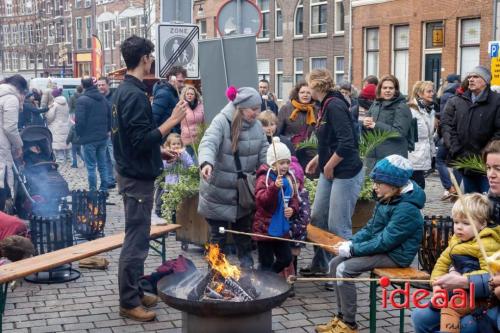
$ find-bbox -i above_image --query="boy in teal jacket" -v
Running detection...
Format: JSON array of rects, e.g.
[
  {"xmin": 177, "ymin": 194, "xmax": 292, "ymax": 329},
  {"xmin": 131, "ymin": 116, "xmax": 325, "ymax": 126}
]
[{"xmin": 316, "ymin": 155, "xmax": 425, "ymax": 333}]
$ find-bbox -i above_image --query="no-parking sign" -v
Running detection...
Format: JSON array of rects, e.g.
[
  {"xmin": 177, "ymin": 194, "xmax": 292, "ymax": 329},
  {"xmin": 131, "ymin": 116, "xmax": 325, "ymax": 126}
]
[{"xmin": 156, "ymin": 24, "xmax": 199, "ymax": 79}]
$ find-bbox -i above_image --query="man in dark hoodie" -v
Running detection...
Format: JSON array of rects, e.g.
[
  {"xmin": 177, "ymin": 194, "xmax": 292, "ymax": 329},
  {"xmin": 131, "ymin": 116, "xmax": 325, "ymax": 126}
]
[
  {"xmin": 75, "ymin": 77, "xmax": 110, "ymax": 192},
  {"xmin": 151, "ymin": 66, "xmax": 186, "ymax": 133},
  {"xmin": 113, "ymin": 35, "xmax": 186, "ymax": 322}
]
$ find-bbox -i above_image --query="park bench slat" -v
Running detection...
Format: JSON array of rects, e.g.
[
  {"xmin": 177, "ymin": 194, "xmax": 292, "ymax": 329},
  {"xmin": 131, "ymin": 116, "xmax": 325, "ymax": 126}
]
[
  {"xmin": 372, "ymin": 267, "xmax": 430, "ymax": 280},
  {"xmin": 0, "ymin": 224, "xmax": 181, "ymax": 284}
]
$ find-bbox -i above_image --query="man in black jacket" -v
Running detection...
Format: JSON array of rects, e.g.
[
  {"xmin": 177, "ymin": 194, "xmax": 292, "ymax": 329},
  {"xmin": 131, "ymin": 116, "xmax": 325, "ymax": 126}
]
[
  {"xmin": 75, "ymin": 77, "xmax": 110, "ymax": 191},
  {"xmin": 442, "ymin": 66, "xmax": 500, "ymax": 193},
  {"xmin": 113, "ymin": 36, "xmax": 186, "ymax": 322},
  {"xmin": 97, "ymin": 76, "xmax": 116, "ymax": 189}
]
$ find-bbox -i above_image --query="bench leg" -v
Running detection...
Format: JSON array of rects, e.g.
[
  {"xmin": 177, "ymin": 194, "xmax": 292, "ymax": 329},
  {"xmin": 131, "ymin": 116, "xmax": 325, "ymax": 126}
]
[
  {"xmin": 399, "ymin": 291, "xmax": 405, "ymax": 333},
  {"xmin": 0, "ymin": 283, "xmax": 7, "ymax": 333},
  {"xmin": 149, "ymin": 235, "xmax": 167, "ymax": 262},
  {"xmin": 369, "ymin": 273, "xmax": 377, "ymax": 333}
]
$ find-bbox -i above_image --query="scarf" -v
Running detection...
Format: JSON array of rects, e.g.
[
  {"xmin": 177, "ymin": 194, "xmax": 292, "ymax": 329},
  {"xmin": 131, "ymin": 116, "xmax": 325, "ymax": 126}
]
[
  {"xmin": 416, "ymin": 98, "xmax": 435, "ymax": 114},
  {"xmin": 268, "ymin": 172, "xmax": 292, "ymax": 237},
  {"xmin": 289, "ymin": 99, "xmax": 316, "ymax": 126},
  {"xmin": 188, "ymin": 98, "xmax": 198, "ymax": 111}
]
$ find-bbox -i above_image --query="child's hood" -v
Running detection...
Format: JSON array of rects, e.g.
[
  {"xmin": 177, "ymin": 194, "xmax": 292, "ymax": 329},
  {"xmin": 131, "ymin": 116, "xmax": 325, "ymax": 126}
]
[
  {"xmin": 256, "ymin": 164, "xmax": 299, "ymax": 191},
  {"xmin": 398, "ymin": 181, "xmax": 426, "ymax": 209}
]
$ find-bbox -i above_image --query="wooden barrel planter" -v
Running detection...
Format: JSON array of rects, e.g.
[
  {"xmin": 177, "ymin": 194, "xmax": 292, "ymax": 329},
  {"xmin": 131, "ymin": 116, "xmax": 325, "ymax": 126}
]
[
  {"xmin": 352, "ymin": 199, "xmax": 375, "ymax": 234},
  {"xmin": 175, "ymin": 195, "xmax": 210, "ymax": 250}
]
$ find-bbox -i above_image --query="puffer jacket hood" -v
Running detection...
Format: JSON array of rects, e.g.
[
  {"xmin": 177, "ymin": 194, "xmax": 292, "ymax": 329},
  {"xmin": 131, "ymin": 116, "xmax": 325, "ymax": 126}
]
[
  {"xmin": 390, "ymin": 181, "xmax": 426, "ymax": 209},
  {"xmin": 54, "ymin": 96, "xmax": 67, "ymax": 105},
  {"xmin": 445, "ymin": 83, "xmax": 460, "ymax": 95},
  {"xmin": 152, "ymin": 80, "xmax": 177, "ymax": 97},
  {"xmin": 84, "ymin": 85, "xmax": 105, "ymax": 102},
  {"xmin": 0, "ymin": 84, "xmax": 19, "ymax": 99}
]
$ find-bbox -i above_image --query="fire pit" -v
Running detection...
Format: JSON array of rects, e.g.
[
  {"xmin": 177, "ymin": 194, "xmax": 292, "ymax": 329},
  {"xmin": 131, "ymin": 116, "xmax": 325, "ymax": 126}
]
[
  {"xmin": 71, "ymin": 190, "xmax": 107, "ymax": 241},
  {"xmin": 158, "ymin": 245, "xmax": 291, "ymax": 333}
]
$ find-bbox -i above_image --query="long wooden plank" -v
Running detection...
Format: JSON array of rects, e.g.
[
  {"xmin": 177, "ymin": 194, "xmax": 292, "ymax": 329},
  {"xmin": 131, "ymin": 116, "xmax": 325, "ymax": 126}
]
[
  {"xmin": 306, "ymin": 225, "xmax": 345, "ymax": 254},
  {"xmin": 0, "ymin": 224, "xmax": 181, "ymax": 284},
  {"xmin": 372, "ymin": 267, "xmax": 430, "ymax": 280}
]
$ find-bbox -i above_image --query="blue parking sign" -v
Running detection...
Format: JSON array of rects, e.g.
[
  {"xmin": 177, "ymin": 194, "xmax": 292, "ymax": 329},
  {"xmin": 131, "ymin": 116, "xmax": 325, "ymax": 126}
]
[{"xmin": 491, "ymin": 42, "xmax": 499, "ymax": 58}]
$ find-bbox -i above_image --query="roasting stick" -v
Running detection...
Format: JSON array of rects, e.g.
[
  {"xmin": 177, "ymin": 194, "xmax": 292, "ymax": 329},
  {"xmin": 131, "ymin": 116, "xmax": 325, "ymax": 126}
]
[
  {"xmin": 448, "ymin": 169, "xmax": 495, "ymax": 275},
  {"xmin": 219, "ymin": 227, "xmax": 335, "ymax": 249},
  {"xmin": 287, "ymin": 276, "xmax": 432, "ymax": 284}
]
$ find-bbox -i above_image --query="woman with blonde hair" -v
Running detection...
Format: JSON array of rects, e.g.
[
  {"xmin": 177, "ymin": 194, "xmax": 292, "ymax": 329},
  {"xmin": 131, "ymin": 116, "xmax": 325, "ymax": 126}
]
[
  {"xmin": 198, "ymin": 86, "xmax": 268, "ymax": 269},
  {"xmin": 300, "ymin": 68, "xmax": 364, "ymax": 277},
  {"xmin": 407, "ymin": 81, "xmax": 436, "ymax": 189},
  {"xmin": 179, "ymin": 84, "xmax": 204, "ymax": 162}
]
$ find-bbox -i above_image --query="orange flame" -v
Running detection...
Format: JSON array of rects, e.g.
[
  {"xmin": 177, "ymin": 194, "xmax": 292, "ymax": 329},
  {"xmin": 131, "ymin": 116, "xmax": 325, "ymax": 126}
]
[{"xmin": 205, "ymin": 244, "xmax": 241, "ymax": 281}]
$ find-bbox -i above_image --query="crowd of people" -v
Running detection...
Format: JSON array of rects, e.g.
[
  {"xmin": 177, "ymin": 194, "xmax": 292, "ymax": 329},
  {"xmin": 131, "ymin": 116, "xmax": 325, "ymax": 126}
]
[{"xmin": 0, "ymin": 33, "xmax": 498, "ymax": 333}]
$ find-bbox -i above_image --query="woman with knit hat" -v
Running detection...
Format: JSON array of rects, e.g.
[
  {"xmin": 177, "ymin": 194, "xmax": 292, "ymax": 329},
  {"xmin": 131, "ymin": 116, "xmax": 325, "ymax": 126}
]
[
  {"xmin": 252, "ymin": 137, "xmax": 300, "ymax": 273},
  {"xmin": 316, "ymin": 155, "xmax": 425, "ymax": 333},
  {"xmin": 277, "ymin": 81, "xmax": 318, "ymax": 169},
  {"xmin": 46, "ymin": 87, "xmax": 70, "ymax": 163},
  {"xmin": 300, "ymin": 68, "xmax": 364, "ymax": 277},
  {"xmin": 198, "ymin": 86, "xmax": 268, "ymax": 268}
]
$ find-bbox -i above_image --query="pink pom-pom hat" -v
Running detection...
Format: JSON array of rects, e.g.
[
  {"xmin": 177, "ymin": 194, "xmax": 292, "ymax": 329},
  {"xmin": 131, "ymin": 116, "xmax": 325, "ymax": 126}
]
[{"xmin": 226, "ymin": 86, "xmax": 238, "ymax": 102}]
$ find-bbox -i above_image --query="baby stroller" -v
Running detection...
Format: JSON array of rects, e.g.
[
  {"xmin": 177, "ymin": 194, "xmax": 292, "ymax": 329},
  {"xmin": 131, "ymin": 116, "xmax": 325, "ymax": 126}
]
[{"xmin": 14, "ymin": 126, "xmax": 70, "ymax": 218}]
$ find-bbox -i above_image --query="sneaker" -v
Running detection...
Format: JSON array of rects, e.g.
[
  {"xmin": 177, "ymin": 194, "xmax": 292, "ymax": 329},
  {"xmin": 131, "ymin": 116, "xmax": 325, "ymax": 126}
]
[
  {"xmin": 299, "ymin": 266, "xmax": 327, "ymax": 277},
  {"xmin": 141, "ymin": 294, "xmax": 159, "ymax": 308},
  {"xmin": 440, "ymin": 190, "xmax": 451, "ymax": 201},
  {"xmin": 71, "ymin": 164, "xmax": 78, "ymax": 168},
  {"xmin": 119, "ymin": 306, "xmax": 156, "ymax": 322},
  {"xmin": 315, "ymin": 315, "xmax": 342, "ymax": 333},
  {"xmin": 331, "ymin": 320, "xmax": 358, "ymax": 333},
  {"xmin": 325, "ymin": 281, "xmax": 335, "ymax": 291}
]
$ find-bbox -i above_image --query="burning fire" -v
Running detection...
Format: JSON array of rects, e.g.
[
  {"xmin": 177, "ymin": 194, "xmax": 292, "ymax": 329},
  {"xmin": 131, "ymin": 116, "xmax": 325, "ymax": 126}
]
[{"xmin": 205, "ymin": 244, "xmax": 241, "ymax": 281}]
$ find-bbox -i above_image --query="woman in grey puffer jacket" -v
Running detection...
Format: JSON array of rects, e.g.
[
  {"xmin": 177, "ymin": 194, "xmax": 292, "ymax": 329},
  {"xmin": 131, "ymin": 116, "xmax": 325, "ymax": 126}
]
[{"xmin": 198, "ymin": 86, "xmax": 268, "ymax": 268}]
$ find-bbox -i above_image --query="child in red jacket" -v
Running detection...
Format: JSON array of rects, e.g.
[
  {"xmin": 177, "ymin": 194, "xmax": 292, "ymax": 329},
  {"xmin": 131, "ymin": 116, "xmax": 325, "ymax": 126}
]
[{"xmin": 253, "ymin": 137, "xmax": 300, "ymax": 273}]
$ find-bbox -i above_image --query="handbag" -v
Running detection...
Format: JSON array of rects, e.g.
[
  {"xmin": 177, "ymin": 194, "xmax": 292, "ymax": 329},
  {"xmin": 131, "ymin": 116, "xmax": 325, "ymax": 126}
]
[
  {"xmin": 233, "ymin": 149, "xmax": 256, "ymax": 210},
  {"xmin": 227, "ymin": 118, "xmax": 256, "ymax": 209}
]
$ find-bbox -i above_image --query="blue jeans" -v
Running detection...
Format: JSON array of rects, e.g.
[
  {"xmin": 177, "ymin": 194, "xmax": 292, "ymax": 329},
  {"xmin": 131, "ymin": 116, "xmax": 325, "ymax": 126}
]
[
  {"xmin": 309, "ymin": 168, "xmax": 365, "ymax": 271},
  {"xmin": 411, "ymin": 305, "xmax": 498, "ymax": 333},
  {"xmin": 83, "ymin": 139, "xmax": 109, "ymax": 191},
  {"xmin": 461, "ymin": 172, "xmax": 490, "ymax": 194},
  {"xmin": 436, "ymin": 141, "xmax": 462, "ymax": 190},
  {"xmin": 106, "ymin": 137, "xmax": 116, "ymax": 185}
]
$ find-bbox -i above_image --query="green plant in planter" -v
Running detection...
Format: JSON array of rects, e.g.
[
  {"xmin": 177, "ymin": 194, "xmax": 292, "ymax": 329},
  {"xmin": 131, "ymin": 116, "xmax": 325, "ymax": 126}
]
[{"xmin": 450, "ymin": 155, "xmax": 486, "ymax": 175}]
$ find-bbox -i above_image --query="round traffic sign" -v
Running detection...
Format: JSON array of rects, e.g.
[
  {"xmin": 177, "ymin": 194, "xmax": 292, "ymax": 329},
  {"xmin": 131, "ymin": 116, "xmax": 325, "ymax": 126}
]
[{"xmin": 216, "ymin": 0, "xmax": 262, "ymax": 37}]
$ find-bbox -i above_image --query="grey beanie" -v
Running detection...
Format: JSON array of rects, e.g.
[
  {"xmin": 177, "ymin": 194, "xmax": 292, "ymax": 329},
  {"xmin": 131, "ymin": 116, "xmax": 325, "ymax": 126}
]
[
  {"xmin": 231, "ymin": 87, "xmax": 262, "ymax": 109},
  {"xmin": 468, "ymin": 66, "xmax": 491, "ymax": 83}
]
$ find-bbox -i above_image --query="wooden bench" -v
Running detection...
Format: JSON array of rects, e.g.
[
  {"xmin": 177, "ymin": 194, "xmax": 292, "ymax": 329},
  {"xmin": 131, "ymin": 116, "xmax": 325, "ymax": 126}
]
[
  {"xmin": 0, "ymin": 224, "xmax": 181, "ymax": 332},
  {"xmin": 306, "ymin": 224, "xmax": 430, "ymax": 333}
]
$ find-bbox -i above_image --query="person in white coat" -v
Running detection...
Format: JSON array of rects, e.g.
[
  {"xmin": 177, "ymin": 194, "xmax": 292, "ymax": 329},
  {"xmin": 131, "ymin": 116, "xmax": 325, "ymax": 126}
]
[
  {"xmin": 408, "ymin": 81, "xmax": 436, "ymax": 190},
  {"xmin": 47, "ymin": 88, "xmax": 70, "ymax": 163},
  {"xmin": 0, "ymin": 75, "xmax": 27, "ymax": 211}
]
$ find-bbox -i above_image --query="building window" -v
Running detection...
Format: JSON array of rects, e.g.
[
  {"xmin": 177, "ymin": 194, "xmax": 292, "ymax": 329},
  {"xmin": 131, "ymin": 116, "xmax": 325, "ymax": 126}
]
[
  {"xmin": 198, "ymin": 19, "xmax": 207, "ymax": 39},
  {"xmin": 66, "ymin": 18, "xmax": 72, "ymax": 44},
  {"xmin": 3, "ymin": 26, "xmax": 10, "ymax": 46},
  {"xmin": 310, "ymin": 0, "xmax": 327, "ymax": 35},
  {"xmin": 257, "ymin": 0, "xmax": 270, "ymax": 39},
  {"xmin": 120, "ymin": 18, "xmax": 128, "ymax": 41},
  {"xmin": 11, "ymin": 25, "xmax": 18, "ymax": 45},
  {"xmin": 5, "ymin": 0, "xmax": 13, "ymax": 16},
  {"xmin": 35, "ymin": 23, "xmax": 41, "ymax": 43},
  {"xmin": 47, "ymin": 23, "xmax": 55, "ymax": 44},
  {"xmin": 99, "ymin": 21, "xmax": 114, "ymax": 50},
  {"xmin": 75, "ymin": 0, "xmax": 81, "ymax": 8},
  {"xmin": 275, "ymin": 0, "xmax": 283, "ymax": 39},
  {"xmin": 85, "ymin": 16, "xmax": 92, "ymax": 49},
  {"xmin": 311, "ymin": 57, "xmax": 327, "ymax": 69},
  {"xmin": 459, "ymin": 18, "xmax": 480, "ymax": 77},
  {"xmin": 20, "ymin": 54, "xmax": 27, "ymax": 70},
  {"xmin": 4, "ymin": 52, "xmax": 10, "ymax": 71},
  {"xmin": 84, "ymin": 0, "xmax": 91, "ymax": 8},
  {"xmin": 295, "ymin": 0, "xmax": 303, "ymax": 37},
  {"xmin": 275, "ymin": 58, "xmax": 284, "ymax": 100},
  {"xmin": 12, "ymin": 52, "xmax": 18, "ymax": 70},
  {"xmin": 294, "ymin": 58, "xmax": 304, "ymax": 84},
  {"xmin": 334, "ymin": 56, "xmax": 345, "ymax": 83},
  {"xmin": 29, "ymin": 53, "xmax": 35, "ymax": 69},
  {"xmin": 76, "ymin": 18, "xmax": 83, "ymax": 49},
  {"xmin": 27, "ymin": 23, "xmax": 34, "ymax": 44},
  {"xmin": 393, "ymin": 25, "xmax": 409, "ymax": 95},
  {"xmin": 364, "ymin": 27, "xmax": 379, "ymax": 77},
  {"xmin": 335, "ymin": 0, "xmax": 345, "ymax": 34},
  {"xmin": 258, "ymin": 59, "xmax": 270, "ymax": 81},
  {"xmin": 425, "ymin": 21, "xmax": 444, "ymax": 49}
]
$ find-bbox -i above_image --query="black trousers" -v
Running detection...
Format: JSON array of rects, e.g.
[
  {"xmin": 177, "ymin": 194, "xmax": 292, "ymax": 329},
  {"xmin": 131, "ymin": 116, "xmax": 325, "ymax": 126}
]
[
  {"xmin": 117, "ymin": 174, "xmax": 154, "ymax": 309},
  {"xmin": 0, "ymin": 169, "xmax": 11, "ymax": 212},
  {"xmin": 411, "ymin": 170, "xmax": 426, "ymax": 189},
  {"xmin": 257, "ymin": 240, "xmax": 292, "ymax": 273},
  {"xmin": 206, "ymin": 214, "xmax": 254, "ymax": 269}
]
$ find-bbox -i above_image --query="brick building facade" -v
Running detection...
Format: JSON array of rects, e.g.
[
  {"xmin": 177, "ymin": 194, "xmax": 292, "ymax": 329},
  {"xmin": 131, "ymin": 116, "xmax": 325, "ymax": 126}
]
[{"xmin": 351, "ymin": 0, "xmax": 494, "ymax": 94}]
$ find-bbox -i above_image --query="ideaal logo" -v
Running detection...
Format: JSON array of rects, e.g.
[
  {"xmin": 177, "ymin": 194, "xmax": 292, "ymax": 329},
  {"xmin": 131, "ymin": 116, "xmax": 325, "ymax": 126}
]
[{"xmin": 379, "ymin": 277, "xmax": 475, "ymax": 309}]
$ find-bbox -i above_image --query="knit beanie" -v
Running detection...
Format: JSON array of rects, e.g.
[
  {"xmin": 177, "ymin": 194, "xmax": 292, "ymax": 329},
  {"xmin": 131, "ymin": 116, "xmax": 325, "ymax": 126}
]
[
  {"xmin": 360, "ymin": 84, "xmax": 377, "ymax": 101},
  {"xmin": 370, "ymin": 155, "xmax": 413, "ymax": 187},
  {"xmin": 468, "ymin": 66, "xmax": 491, "ymax": 84},
  {"xmin": 267, "ymin": 137, "xmax": 292, "ymax": 166},
  {"xmin": 226, "ymin": 86, "xmax": 261, "ymax": 109},
  {"xmin": 51, "ymin": 87, "xmax": 63, "ymax": 98}
]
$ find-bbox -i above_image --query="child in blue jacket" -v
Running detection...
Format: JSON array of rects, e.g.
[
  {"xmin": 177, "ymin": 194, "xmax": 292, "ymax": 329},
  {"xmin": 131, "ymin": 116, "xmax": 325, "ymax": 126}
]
[{"xmin": 316, "ymin": 155, "xmax": 425, "ymax": 333}]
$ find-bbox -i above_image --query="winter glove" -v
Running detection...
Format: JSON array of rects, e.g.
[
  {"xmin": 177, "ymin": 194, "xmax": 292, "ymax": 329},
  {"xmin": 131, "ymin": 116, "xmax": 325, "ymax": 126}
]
[{"xmin": 338, "ymin": 241, "xmax": 353, "ymax": 258}]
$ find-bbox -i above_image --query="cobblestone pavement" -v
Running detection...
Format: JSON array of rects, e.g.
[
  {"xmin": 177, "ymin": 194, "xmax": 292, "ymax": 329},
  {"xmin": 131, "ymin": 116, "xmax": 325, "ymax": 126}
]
[{"xmin": 3, "ymin": 164, "xmax": 453, "ymax": 333}]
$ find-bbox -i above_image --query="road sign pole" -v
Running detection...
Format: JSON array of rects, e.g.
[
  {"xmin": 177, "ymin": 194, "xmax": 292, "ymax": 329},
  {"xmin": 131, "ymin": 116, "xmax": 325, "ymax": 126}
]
[{"xmin": 236, "ymin": 0, "xmax": 242, "ymax": 34}]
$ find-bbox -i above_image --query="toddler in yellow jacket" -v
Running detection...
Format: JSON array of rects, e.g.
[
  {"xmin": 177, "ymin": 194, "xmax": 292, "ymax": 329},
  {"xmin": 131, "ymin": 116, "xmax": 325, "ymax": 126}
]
[{"xmin": 431, "ymin": 193, "xmax": 500, "ymax": 333}]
